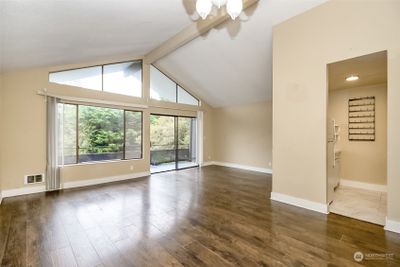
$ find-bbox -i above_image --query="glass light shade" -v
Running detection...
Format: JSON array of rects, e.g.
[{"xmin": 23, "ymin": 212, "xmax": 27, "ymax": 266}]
[
  {"xmin": 212, "ymin": 0, "xmax": 227, "ymax": 8},
  {"xmin": 226, "ymin": 0, "xmax": 243, "ymax": 20},
  {"xmin": 346, "ymin": 75, "xmax": 359, "ymax": 81},
  {"xmin": 196, "ymin": 0, "xmax": 212, "ymax": 20}
]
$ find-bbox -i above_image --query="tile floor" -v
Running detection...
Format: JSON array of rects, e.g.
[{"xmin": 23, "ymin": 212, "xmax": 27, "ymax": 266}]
[{"xmin": 329, "ymin": 186, "xmax": 386, "ymax": 225}]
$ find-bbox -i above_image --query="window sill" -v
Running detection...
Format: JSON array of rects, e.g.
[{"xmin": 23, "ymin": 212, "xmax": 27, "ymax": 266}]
[{"xmin": 60, "ymin": 158, "xmax": 144, "ymax": 168}]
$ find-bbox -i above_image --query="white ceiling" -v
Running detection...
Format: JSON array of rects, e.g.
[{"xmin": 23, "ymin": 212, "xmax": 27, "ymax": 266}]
[
  {"xmin": 156, "ymin": 0, "xmax": 327, "ymax": 107},
  {"xmin": 0, "ymin": 0, "xmax": 194, "ymax": 72},
  {"xmin": 328, "ymin": 51, "xmax": 387, "ymax": 91}
]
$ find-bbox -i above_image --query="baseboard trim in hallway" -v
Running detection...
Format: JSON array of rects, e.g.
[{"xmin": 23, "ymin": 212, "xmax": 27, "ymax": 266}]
[
  {"xmin": 271, "ymin": 192, "xmax": 329, "ymax": 214},
  {"xmin": 340, "ymin": 179, "xmax": 387, "ymax": 192},
  {"xmin": 385, "ymin": 218, "xmax": 400, "ymax": 234},
  {"xmin": 204, "ymin": 161, "xmax": 272, "ymax": 174}
]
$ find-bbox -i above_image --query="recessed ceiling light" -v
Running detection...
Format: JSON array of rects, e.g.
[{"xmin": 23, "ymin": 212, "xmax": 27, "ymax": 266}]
[{"xmin": 346, "ymin": 75, "xmax": 359, "ymax": 81}]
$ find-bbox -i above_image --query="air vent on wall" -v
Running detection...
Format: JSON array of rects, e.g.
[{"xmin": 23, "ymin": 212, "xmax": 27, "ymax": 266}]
[{"xmin": 25, "ymin": 174, "xmax": 45, "ymax": 184}]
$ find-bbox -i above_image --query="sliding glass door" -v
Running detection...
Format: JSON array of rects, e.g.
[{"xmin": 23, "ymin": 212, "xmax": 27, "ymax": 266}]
[
  {"xmin": 150, "ymin": 114, "xmax": 197, "ymax": 173},
  {"xmin": 177, "ymin": 117, "xmax": 197, "ymax": 169},
  {"xmin": 150, "ymin": 115, "xmax": 176, "ymax": 172}
]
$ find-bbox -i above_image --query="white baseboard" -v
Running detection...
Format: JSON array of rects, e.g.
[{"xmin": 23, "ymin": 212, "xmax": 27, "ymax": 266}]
[
  {"xmin": 1, "ymin": 185, "xmax": 46, "ymax": 198},
  {"xmin": 340, "ymin": 179, "xmax": 387, "ymax": 192},
  {"xmin": 0, "ymin": 172, "xmax": 151, "ymax": 201},
  {"xmin": 210, "ymin": 161, "xmax": 272, "ymax": 174},
  {"xmin": 201, "ymin": 161, "xmax": 214, "ymax": 167},
  {"xmin": 271, "ymin": 192, "xmax": 329, "ymax": 214},
  {"xmin": 384, "ymin": 218, "xmax": 400, "ymax": 234},
  {"xmin": 63, "ymin": 171, "xmax": 151, "ymax": 189}
]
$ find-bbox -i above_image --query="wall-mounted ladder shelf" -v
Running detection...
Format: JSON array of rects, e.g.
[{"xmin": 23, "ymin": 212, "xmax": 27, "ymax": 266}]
[{"xmin": 348, "ymin": 96, "xmax": 375, "ymax": 141}]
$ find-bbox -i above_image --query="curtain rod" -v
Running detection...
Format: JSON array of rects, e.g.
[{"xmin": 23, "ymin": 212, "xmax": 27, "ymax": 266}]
[
  {"xmin": 150, "ymin": 104, "xmax": 204, "ymax": 113},
  {"xmin": 37, "ymin": 89, "xmax": 206, "ymax": 113},
  {"xmin": 37, "ymin": 89, "xmax": 149, "ymax": 109}
]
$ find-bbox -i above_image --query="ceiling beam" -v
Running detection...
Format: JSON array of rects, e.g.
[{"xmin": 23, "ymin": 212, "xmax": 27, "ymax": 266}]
[{"xmin": 143, "ymin": 0, "xmax": 259, "ymax": 64}]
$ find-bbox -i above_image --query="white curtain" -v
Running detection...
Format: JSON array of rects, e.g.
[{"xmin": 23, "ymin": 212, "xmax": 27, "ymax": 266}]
[{"xmin": 46, "ymin": 96, "xmax": 61, "ymax": 191}]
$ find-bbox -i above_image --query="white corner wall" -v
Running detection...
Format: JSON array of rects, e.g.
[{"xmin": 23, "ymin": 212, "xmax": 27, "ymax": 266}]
[{"xmin": 272, "ymin": 1, "xmax": 400, "ymax": 232}]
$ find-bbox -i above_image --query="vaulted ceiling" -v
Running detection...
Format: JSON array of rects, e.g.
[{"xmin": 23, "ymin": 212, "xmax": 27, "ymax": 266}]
[
  {"xmin": 156, "ymin": 0, "xmax": 327, "ymax": 107},
  {"xmin": 0, "ymin": 0, "xmax": 194, "ymax": 72}
]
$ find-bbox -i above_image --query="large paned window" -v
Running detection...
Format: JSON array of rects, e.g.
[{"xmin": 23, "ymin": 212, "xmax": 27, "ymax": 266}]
[
  {"xmin": 49, "ymin": 66, "xmax": 102, "ymax": 91},
  {"xmin": 50, "ymin": 61, "xmax": 142, "ymax": 97},
  {"xmin": 177, "ymin": 86, "xmax": 199, "ymax": 106},
  {"xmin": 150, "ymin": 65, "xmax": 199, "ymax": 106},
  {"xmin": 150, "ymin": 65, "xmax": 176, "ymax": 102},
  {"xmin": 58, "ymin": 103, "xmax": 142, "ymax": 165},
  {"xmin": 103, "ymin": 62, "xmax": 142, "ymax": 97}
]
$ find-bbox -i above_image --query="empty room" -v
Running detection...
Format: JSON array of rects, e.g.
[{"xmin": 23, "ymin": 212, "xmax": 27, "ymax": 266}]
[{"xmin": 0, "ymin": 0, "xmax": 399, "ymax": 266}]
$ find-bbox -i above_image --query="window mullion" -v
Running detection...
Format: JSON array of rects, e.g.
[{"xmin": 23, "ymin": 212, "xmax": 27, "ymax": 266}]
[
  {"xmin": 175, "ymin": 116, "xmax": 179, "ymax": 170},
  {"xmin": 123, "ymin": 110, "xmax": 127, "ymax": 160},
  {"xmin": 101, "ymin": 65, "xmax": 104, "ymax": 91},
  {"xmin": 76, "ymin": 104, "xmax": 79, "ymax": 164}
]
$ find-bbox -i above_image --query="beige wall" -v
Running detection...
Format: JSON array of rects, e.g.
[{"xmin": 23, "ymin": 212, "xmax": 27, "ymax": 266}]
[
  {"xmin": 0, "ymin": 74, "xmax": 3, "ymax": 194},
  {"xmin": 0, "ymin": 58, "xmax": 214, "ymax": 191},
  {"xmin": 213, "ymin": 101, "xmax": 272, "ymax": 169},
  {"xmin": 1, "ymin": 69, "xmax": 47, "ymax": 190},
  {"xmin": 273, "ymin": 1, "xmax": 400, "ymax": 221},
  {"xmin": 203, "ymin": 104, "xmax": 215, "ymax": 162},
  {"xmin": 328, "ymin": 84, "xmax": 387, "ymax": 185}
]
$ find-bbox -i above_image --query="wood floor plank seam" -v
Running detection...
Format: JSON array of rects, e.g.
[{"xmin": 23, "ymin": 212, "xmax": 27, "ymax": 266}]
[{"xmin": 0, "ymin": 216, "xmax": 12, "ymax": 267}]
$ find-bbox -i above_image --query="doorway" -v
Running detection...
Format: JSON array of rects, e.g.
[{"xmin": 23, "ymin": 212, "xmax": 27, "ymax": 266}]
[
  {"xmin": 150, "ymin": 114, "xmax": 198, "ymax": 173},
  {"xmin": 327, "ymin": 51, "xmax": 387, "ymax": 225}
]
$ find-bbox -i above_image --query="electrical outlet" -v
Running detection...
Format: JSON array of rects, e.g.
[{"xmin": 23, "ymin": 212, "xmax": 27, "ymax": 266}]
[
  {"xmin": 25, "ymin": 173, "xmax": 44, "ymax": 184},
  {"xmin": 208, "ymin": 155, "xmax": 211, "ymax": 160},
  {"xmin": 35, "ymin": 175, "xmax": 43, "ymax": 183},
  {"xmin": 26, "ymin": 175, "xmax": 35, "ymax": 184},
  {"xmin": 130, "ymin": 165, "xmax": 134, "ymax": 171},
  {"xmin": 268, "ymin": 162, "xmax": 272, "ymax": 167}
]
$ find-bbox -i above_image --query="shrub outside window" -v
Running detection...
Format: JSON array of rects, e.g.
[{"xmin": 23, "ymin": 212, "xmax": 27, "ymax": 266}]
[{"xmin": 58, "ymin": 103, "xmax": 143, "ymax": 165}]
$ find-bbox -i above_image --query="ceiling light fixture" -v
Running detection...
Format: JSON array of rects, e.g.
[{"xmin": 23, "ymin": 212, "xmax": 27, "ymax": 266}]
[
  {"xmin": 196, "ymin": 0, "xmax": 213, "ymax": 20},
  {"xmin": 226, "ymin": 0, "xmax": 243, "ymax": 20},
  {"xmin": 346, "ymin": 75, "xmax": 359, "ymax": 82},
  {"xmin": 212, "ymin": 0, "xmax": 227, "ymax": 8},
  {"xmin": 196, "ymin": 0, "xmax": 243, "ymax": 20}
]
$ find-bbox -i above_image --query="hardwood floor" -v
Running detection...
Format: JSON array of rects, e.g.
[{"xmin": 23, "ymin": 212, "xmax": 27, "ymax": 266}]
[{"xmin": 0, "ymin": 166, "xmax": 399, "ymax": 266}]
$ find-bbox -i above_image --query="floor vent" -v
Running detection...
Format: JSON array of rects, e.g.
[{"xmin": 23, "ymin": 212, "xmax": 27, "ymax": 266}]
[{"xmin": 25, "ymin": 174, "xmax": 45, "ymax": 185}]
